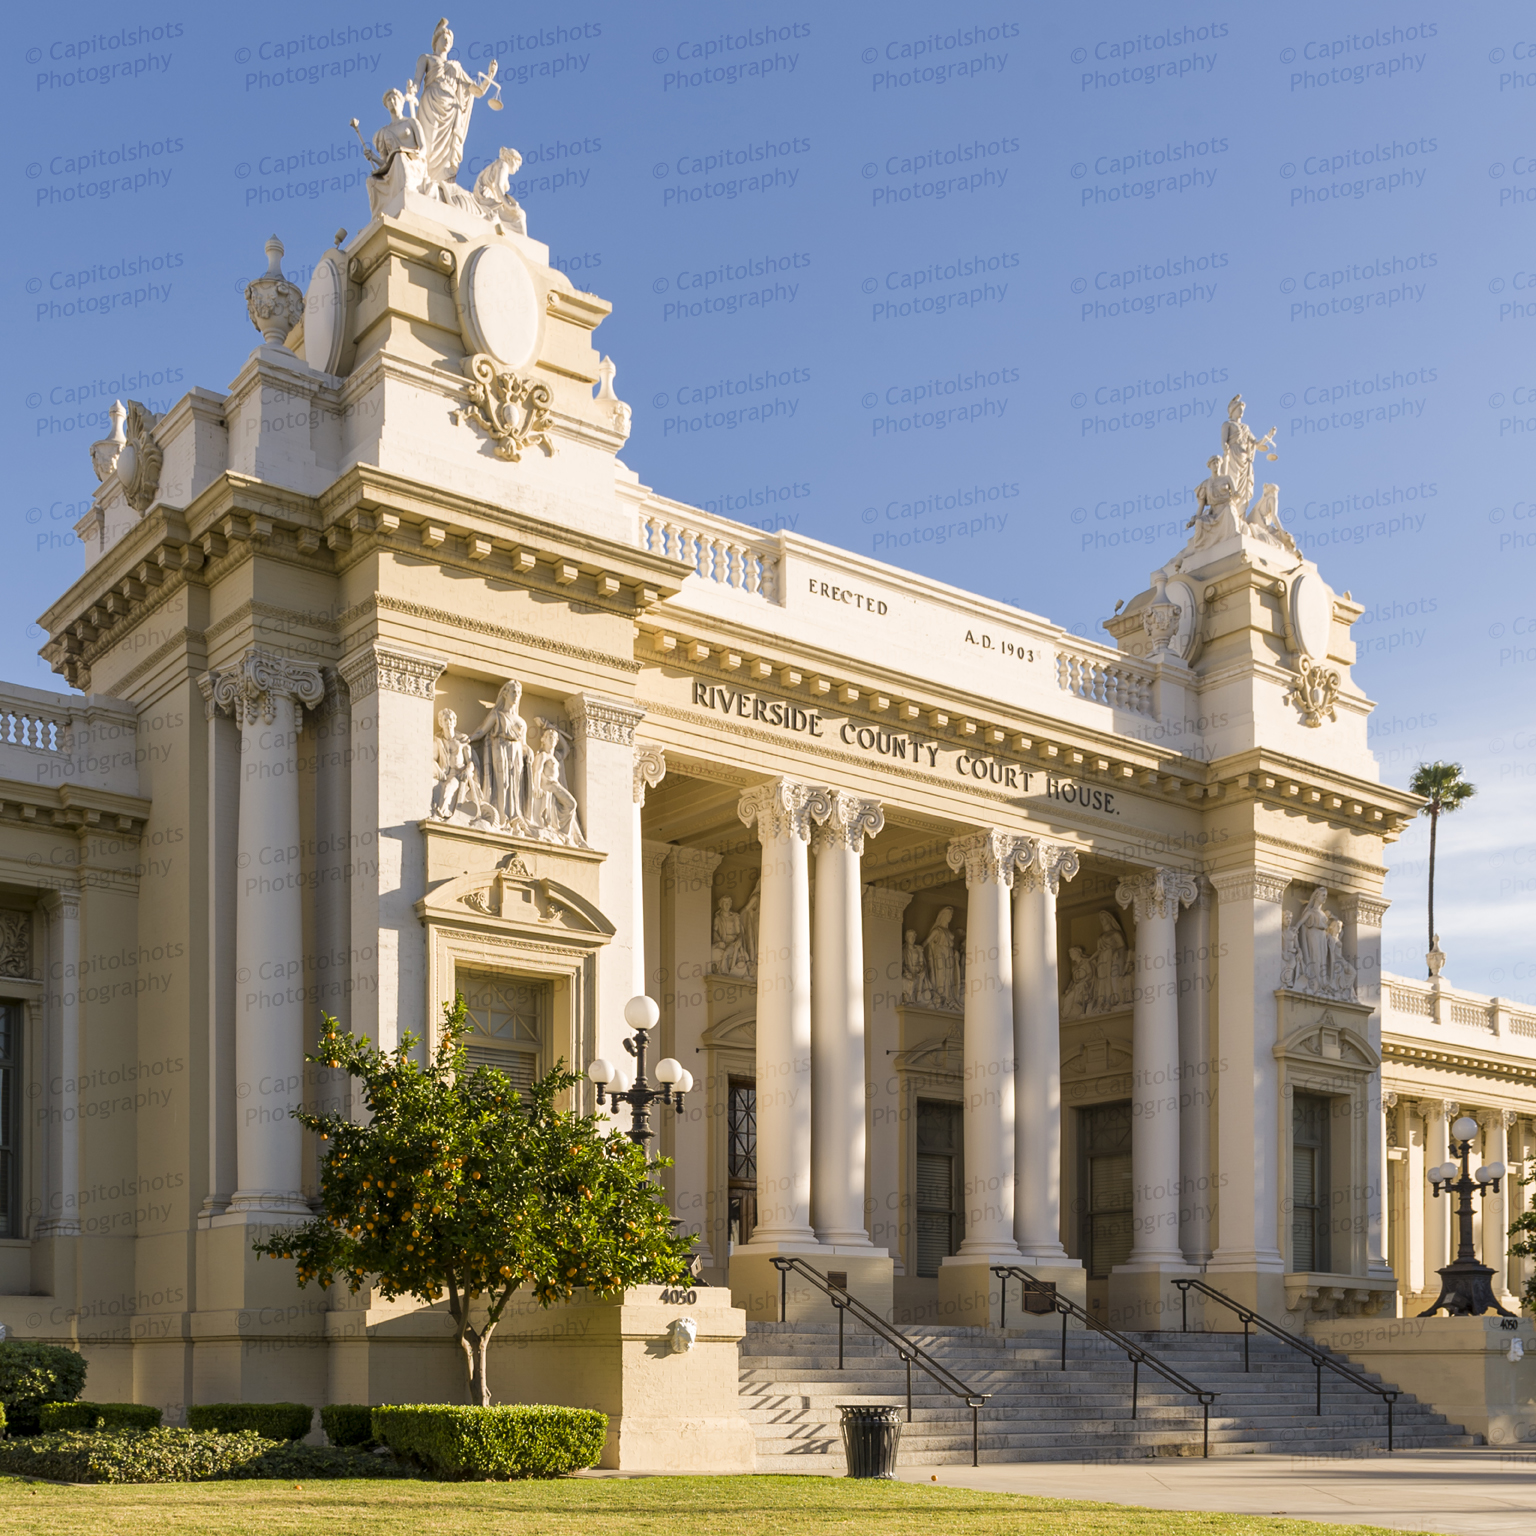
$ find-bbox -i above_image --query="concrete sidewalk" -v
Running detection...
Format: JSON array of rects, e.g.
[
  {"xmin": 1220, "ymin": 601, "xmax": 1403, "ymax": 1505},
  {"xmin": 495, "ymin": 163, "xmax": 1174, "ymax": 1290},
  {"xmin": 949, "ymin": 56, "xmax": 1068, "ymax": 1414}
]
[{"xmin": 893, "ymin": 1450, "xmax": 1536, "ymax": 1536}]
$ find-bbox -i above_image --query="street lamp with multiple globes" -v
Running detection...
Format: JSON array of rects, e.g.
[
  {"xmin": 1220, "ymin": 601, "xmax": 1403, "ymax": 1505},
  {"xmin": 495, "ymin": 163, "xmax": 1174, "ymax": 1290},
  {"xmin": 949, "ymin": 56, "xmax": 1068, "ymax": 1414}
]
[
  {"xmin": 586, "ymin": 995, "xmax": 693, "ymax": 1150},
  {"xmin": 1419, "ymin": 1113, "xmax": 1516, "ymax": 1317}
]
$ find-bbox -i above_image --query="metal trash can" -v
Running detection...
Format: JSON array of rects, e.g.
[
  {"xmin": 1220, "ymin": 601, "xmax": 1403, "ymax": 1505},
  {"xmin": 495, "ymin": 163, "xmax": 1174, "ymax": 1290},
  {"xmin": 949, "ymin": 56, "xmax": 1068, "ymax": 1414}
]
[{"xmin": 838, "ymin": 1404, "xmax": 902, "ymax": 1478}]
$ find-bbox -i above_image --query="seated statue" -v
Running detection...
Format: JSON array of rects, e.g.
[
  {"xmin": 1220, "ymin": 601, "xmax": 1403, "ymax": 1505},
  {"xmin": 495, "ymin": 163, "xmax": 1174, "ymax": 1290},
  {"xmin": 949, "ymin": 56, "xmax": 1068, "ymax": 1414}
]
[
  {"xmin": 363, "ymin": 88, "xmax": 429, "ymax": 215},
  {"xmin": 473, "ymin": 146, "xmax": 528, "ymax": 235}
]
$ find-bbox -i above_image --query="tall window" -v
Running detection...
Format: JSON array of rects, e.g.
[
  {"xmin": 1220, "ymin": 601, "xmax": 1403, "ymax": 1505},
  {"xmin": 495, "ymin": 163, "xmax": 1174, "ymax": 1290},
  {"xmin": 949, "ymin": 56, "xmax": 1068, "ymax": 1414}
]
[
  {"xmin": 457, "ymin": 973, "xmax": 549, "ymax": 1094},
  {"xmin": 1080, "ymin": 1100, "xmax": 1133, "ymax": 1278},
  {"xmin": 727, "ymin": 1077, "xmax": 756, "ymax": 1248},
  {"xmin": 915, "ymin": 1099, "xmax": 963, "ymax": 1277},
  {"xmin": 1292, "ymin": 1092, "xmax": 1332, "ymax": 1272},
  {"xmin": 0, "ymin": 1003, "xmax": 18, "ymax": 1239}
]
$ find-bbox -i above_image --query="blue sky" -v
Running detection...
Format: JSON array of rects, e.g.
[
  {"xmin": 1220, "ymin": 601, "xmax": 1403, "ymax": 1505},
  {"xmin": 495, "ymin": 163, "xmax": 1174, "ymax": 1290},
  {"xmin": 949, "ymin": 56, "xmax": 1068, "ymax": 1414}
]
[{"xmin": 7, "ymin": 3, "xmax": 1530, "ymax": 996}]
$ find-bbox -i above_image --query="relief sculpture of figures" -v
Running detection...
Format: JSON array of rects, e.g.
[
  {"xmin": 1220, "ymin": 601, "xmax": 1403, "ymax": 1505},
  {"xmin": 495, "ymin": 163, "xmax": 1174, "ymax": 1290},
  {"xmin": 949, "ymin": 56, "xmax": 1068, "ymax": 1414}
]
[
  {"xmin": 432, "ymin": 677, "xmax": 586, "ymax": 848},
  {"xmin": 710, "ymin": 880, "xmax": 760, "ymax": 979},
  {"xmin": 901, "ymin": 928, "xmax": 926, "ymax": 1004},
  {"xmin": 1059, "ymin": 910, "xmax": 1137, "ymax": 1021},
  {"xmin": 1280, "ymin": 887, "xmax": 1359, "ymax": 1002},
  {"xmin": 922, "ymin": 907, "xmax": 961, "ymax": 1012}
]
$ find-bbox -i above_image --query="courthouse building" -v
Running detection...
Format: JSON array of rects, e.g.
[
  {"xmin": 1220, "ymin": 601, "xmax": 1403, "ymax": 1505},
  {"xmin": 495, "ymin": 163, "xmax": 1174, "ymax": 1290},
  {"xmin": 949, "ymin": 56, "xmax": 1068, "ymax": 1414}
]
[{"xmin": 0, "ymin": 47, "xmax": 1529, "ymax": 1416}]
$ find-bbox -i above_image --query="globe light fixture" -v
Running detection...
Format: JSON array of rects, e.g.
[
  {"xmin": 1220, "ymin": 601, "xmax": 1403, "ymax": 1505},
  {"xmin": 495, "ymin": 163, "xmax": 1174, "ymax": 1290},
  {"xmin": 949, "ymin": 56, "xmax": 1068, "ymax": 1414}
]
[
  {"xmin": 1422, "ymin": 1119, "xmax": 1516, "ymax": 1318},
  {"xmin": 586, "ymin": 994, "xmax": 689, "ymax": 1147}
]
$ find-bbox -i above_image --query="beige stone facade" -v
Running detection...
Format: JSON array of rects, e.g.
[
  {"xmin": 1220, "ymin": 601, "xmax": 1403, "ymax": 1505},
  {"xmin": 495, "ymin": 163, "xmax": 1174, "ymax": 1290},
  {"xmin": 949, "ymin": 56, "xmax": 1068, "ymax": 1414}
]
[{"xmin": 0, "ymin": 143, "xmax": 1523, "ymax": 1436}]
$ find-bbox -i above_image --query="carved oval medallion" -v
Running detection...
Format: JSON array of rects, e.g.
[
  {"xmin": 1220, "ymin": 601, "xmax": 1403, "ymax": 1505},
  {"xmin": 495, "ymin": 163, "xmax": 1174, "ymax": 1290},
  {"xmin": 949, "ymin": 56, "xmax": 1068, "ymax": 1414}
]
[
  {"xmin": 302, "ymin": 250, "xmax": 350, "ymax": 375},
  {"xmin": 1290, "ymin": 572, "xmax": 1333, "ymax": 661},
  {"xmin": 456, "ymin": 242, "xmax": 540, "ymax": 370}
]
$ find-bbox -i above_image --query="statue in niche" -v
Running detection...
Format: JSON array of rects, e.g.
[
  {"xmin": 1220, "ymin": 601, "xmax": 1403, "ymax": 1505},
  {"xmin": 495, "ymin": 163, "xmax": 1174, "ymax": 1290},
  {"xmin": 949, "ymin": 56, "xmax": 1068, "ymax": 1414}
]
[
  {"xmin": 955, "ymin": 926, "xmax": 967, "ymax": 992},
  {"xmin": 740, "ymin": 883, "xmax": 760, "ymax": 972},
  {"xmin": 431, "ymin": 707, "xmax": 492, "ymax": 824},
  {"xmin": 1057, "ymin": 912, "xmax": 1137, "ymax": 1020},
  {"xmin": 1092, "ymin": 910, "xmax": 1135, "ymax": 1012},
  {"xmin": 712, "ymin": 895, "xmax": 747, "ymax": 977},
  {"xmin": 1060, "ymin": 945, "xmax": 1097, "ymax": 1022},
  {"xmin": 528, "ymin": 726, "xmax": 587, "ymax": 848},
  {"xmin": 473, "ymin": 145, "xmax": 528, "ymax": 234},
  {"xmin": 1297, "ymin": 887, "xmax": 1332, "ymax": 984},
  {"xmin": 1280, "ymin": 888, "xmax": 1359, "ymax": 1002},
  {"xmin": 412, "ymin": 18, "xmax": 499, "ymax": 186},
  {"xmin": 467, "ymin": 681, "xmax": 533, "ymax": 832},
  {"xmin": 922, "ymin": 908, "xmax": 961, "ymax": 1012},
  {"xmin": 1279, "ymin": 910, "xmax": 1303, "ymax": 990},
  {"xmin": 901, "ymin": 929, "xmax": 926, "ymax": 1005}
]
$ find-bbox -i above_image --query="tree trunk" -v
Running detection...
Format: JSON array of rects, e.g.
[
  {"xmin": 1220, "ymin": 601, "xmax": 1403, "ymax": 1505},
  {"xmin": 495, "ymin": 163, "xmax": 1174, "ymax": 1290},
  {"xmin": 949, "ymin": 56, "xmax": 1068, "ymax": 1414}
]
[
  {"xmin": 1426, "ymin": 807, "xmax": 1438, "ymax": 976},
  {"xmin": 472, "ymin": 1326, "xmax": 493, "ymax": 1407}
]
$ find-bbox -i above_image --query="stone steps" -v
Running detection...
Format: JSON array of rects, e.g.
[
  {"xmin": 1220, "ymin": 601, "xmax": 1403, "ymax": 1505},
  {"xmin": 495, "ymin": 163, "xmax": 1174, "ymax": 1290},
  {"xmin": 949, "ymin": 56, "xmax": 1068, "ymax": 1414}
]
[{"xmin": 738, "ymin": 1321, "xmax": 1473, "ymax": 1469}]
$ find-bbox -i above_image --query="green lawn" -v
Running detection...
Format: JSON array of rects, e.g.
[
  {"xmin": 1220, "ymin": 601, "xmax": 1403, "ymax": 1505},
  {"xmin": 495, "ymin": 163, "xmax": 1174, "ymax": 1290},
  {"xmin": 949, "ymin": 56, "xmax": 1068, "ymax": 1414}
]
[{"xmin": 0, "ymin": 1473, "xmax": 1436, "ymax": 1536}]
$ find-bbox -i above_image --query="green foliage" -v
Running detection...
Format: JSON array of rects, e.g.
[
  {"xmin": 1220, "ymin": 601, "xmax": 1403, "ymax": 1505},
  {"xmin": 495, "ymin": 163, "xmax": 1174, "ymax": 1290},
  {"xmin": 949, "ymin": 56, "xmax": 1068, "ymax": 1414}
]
[
  {"xmin": 186, "ymin": 1403, "xmax": 313, "ymax": 1441},
  {"xmin": 320, "ymin": 1402, "xmax": 377, "ymax": 1448},
  {"xmin": 254, "ymin": 997, "xmax": 692, "ymax": 1402},
  {"xmin": 232, "ymin": 1441, "xmax": 413, "ymax": 1480},
  {"xmin": 40, "ymin": 1401, "xmax": 162, "ymax": 1432},
  {"xmin": 372, "ymin": 1404, "xmax": 606, "ymax": 1480},
  {"xmin": 1408, "ymin": 760, "xmax": 1477, "ymax": 815},
  {"xmin": 0, "ymin": 1340, "xmax": 88, "ymax": 1435},
  {"xmin": 0, "ymin": 1427, "xmax": 270, "ymax": 1483}
]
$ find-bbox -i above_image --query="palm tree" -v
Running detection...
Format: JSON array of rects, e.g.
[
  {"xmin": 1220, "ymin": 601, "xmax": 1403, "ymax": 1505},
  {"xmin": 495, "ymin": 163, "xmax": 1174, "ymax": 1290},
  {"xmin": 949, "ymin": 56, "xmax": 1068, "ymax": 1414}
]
[{"xmin": 1407, "ymin": 761, "xmax": 1476, "ymax": 977}]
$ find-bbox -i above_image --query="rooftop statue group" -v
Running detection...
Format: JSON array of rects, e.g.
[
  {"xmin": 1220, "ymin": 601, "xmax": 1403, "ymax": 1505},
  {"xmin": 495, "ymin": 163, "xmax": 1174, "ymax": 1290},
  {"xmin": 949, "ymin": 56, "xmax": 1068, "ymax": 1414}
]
[
  {"xmin": 431, "ymin": 679, "xmax": 587, "ymax": 848},
  {"xmin": 1179, "ymin": 395, "xmax": 1297, "ymax": 562},
  {"xmin": 352, "ymin": 17, "xmax": 528, "ymax": 234}
]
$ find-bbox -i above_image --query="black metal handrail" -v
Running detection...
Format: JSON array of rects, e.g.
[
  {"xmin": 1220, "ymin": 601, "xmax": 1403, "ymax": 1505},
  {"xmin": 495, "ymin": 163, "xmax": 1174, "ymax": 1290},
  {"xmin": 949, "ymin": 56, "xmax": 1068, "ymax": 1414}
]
[
  {"xmin": 770, "ymin": 1257, "xmax": 990, "ymax": 1466},
  {"xmin": 992, "ymin": 1265, "xmax": 1217, "ymax": 1458},
  {"xmin": 1172, "ymin": 1277, "xmax": 1397, "ymax": 1452}
]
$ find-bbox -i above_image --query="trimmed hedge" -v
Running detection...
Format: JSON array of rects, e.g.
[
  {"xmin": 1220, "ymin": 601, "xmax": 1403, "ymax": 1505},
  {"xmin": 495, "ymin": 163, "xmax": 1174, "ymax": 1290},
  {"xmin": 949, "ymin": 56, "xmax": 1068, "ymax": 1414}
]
[
  {"xmin": 0, "ymin": 1428, "xmax": 269, "ymax": 1483},
  {"xmin": 233, "ymin": 1442, "xmax": 413, "ymax": 1480},
  {"xmin": 187, "ymin": 1402, "xmax": 313, "ymax": 1441},
  {"xmin": 0, "ymin": 1341, "xmax": 87, "ymax": 1435},
  {"xmin": 41, "ymin": 1401, "xmax": 162, "ymax": 1433},
  {"xmin": 320, "ymin": 1403, "xmax": 376, "ymax": 1448},
  {"xmin": 372, "ymin": 1404, "xmax": 606, "ymax": 1480}
]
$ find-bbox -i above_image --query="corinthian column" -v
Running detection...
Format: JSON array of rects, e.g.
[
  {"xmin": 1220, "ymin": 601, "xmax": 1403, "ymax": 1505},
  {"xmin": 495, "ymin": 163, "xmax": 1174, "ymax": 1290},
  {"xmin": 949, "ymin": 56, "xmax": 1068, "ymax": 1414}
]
[
  {"xmin": 945, "ymin": 829, "xmax": 1022, "ymax": 1266},
  {"xmin": 811, "ymin": 791, "xmax": 884, "ymax": 1249},
  {"xmin": 209, "ymin": 647, "xmax": 324, "ymax": 1215},
  {"xmin": 1012, "ymin": 838, "xmax": 1079, "ymax": 1263},
  {"xmin": 739, "ymin": 777, "xmax": 829, "ymax": 1247},
  {"xmin": 1116, "ymin": 867, "xmax": 1198, "ymax": 1280}
]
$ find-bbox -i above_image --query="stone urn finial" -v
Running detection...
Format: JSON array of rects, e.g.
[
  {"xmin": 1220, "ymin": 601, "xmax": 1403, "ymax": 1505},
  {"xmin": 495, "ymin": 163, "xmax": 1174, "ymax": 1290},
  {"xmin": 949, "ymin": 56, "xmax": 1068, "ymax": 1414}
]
[
  {"xmin": 1427, "ymin": 933, "xmax": 1446, "ymax": 980},
  {"xmin": 89, "ymin": 399, "xmax": 127, "ymax": 482},
  {"xmin": 245, "ymin": 234, "xmax": 305, "ymax": 348},
  {"xmin": 1142, "ymin": 571, "xmax": 1181, "ymax": 658}
]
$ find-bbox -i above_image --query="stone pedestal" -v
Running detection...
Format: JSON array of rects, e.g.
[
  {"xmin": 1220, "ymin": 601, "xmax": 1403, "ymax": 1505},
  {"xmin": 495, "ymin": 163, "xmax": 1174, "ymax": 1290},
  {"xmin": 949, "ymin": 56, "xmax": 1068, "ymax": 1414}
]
[
  {"xmin": 1309, "ymin": 1315, "xmax": 1536, "ymax": 1446},
  {"xmin": 730, "ymin": 1248, "xmax": 894, "ymax": 1324}
]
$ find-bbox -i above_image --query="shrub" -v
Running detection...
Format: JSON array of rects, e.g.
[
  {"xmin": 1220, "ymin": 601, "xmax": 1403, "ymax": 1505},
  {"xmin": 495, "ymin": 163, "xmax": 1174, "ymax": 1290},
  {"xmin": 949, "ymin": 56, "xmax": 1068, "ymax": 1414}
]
[
  {"xmin": 372, "ymin": 1404, "xmax": 606, "ymax": 1480},
  {"xmin": 0, "ymin": 1341, "xmax": 87, "ymax": 1435},
  {"xmin": 187, "ymin": 1402, "xmax": 313, "ymax": 1441},
  {"xmin": 0, "ymin": 1427, "xmax": 269, "ymax": 1483},
  {"xmin": 40, "ymin": 1401, "xmax": 163, "ymax": 1433},
  {"xmin": 320, "ymin": 1403, "xmax": 376, "ymax": 1448},
  {"xmin": 234, "ymin": 1441, "xmax": 413, "ymax": 1480}
]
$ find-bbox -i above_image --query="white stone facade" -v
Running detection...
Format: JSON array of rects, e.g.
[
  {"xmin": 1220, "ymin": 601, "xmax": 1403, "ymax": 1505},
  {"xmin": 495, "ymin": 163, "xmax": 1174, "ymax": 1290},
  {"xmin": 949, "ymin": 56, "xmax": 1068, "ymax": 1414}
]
[{"xmin": 0, "ymin": 59, "xmax": 1524, "ymax": 1420}]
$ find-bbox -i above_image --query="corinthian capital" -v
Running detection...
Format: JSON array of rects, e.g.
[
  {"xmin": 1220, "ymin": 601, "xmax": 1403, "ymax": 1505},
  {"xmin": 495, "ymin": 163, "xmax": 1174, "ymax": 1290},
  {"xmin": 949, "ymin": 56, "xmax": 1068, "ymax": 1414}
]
[
  {"xmin": 946, "ymin": 829, "xmax": 1016, "ymax": 889},
  {"xmin": 813, "ymin": 791, "xmax": 884, "ymax": 856},
  {"xmin": 207, "ymin": 647, "xmax": 325, "ymax": 727},
  {"xmin": 1116, "ymin": 866, "xmax": 1199, "ymax": 923},
  {"xmin": 633, "ymin": 744, "xmax": 666, "ymax": 806},
  {"xmin": 1014, "ymin": 838, "xmax": 1081, "ymax": 896},
  {"xmin": 738, "ymin": 777, "xmax": 831, "ymax": 844}
]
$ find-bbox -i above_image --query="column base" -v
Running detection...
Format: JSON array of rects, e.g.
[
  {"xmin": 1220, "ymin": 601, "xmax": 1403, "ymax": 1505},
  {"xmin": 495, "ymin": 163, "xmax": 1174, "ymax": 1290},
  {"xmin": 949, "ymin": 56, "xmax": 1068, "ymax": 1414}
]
[
  {"xmin": 936, "ymin": 1250, "xmax": 1022, "ymax": 1330},
  {"xmin": 730, "ymin": 1244, "xmax": 893, "ymax": 1323},
  {"xmin": 1106, "ymin": 1263, "xmax": 1201, "ymax": 1333},
  {"xmin": 227, "ymin": 1189, "xmax": 314, "ymax": 1219}
]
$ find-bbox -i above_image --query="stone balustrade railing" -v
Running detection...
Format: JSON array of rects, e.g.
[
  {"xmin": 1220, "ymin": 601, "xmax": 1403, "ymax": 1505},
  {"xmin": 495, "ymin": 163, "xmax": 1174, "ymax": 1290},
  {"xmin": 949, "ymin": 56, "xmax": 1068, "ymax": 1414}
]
[
  {"xmin": 1054, "ymin": 644, "xmax": 1154, "ymax": 716},
  {"xmin": 1383, "ymin": 971, "xmax": 1536, "ymax": 1042},
  {"xmin": 638, "ymin": 505, "xmax": 781, "ymax": 603},
  {"xmin": 0, "ymin": 689, "xmax": 73, "ymax": 755}
]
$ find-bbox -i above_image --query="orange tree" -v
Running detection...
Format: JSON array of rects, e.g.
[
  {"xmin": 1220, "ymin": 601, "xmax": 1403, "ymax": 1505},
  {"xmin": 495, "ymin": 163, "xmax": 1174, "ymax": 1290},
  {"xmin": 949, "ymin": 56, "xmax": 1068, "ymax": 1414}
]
[{"xmin": 252, "ymin": 996, "xmax": 693, "ymax": 1405}]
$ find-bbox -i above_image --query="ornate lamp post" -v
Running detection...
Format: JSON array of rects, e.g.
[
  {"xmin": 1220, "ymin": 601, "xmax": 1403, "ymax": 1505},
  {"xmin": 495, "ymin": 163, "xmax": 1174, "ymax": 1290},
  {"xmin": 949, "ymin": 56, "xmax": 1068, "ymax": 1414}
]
[
  {"xmin": 1420, "ymin": 1113, "xmax": 1515, "ymax": 1317},
  {"xmin": 587, "ymin": 995, "xmax": 692, "ymax": 1149}
]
